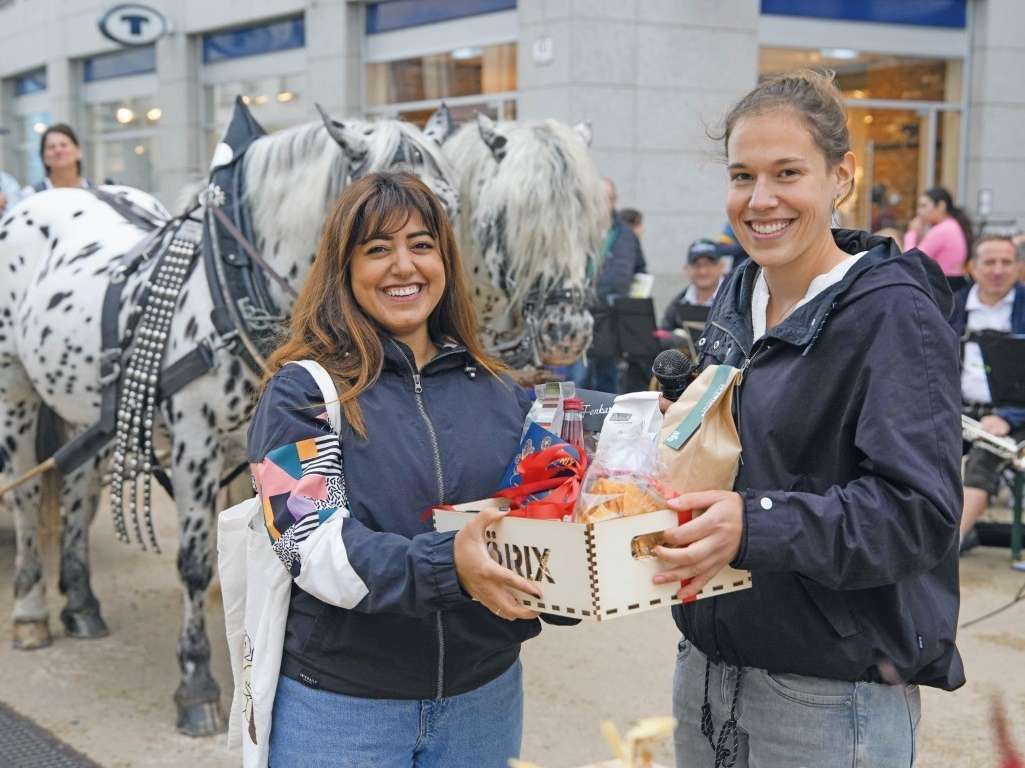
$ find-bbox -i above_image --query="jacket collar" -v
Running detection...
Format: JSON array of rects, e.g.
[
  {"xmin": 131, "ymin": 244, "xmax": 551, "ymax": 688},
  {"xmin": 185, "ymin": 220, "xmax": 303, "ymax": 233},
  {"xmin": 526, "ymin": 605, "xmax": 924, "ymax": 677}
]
[
  {"xmin": 380, "ymin": 332, "xmax": 472, "ymax": 376},
  {"xmin": 710, "ymin": 230, "xmax": 909, "ymax": 357}
]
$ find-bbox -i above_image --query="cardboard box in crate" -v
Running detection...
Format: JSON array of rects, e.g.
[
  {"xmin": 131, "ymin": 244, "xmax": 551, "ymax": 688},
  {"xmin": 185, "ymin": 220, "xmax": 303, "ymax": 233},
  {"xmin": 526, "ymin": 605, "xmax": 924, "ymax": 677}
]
[{"xmin": 434, "ymin": 499, "xmax": 751, "ymax": 621}]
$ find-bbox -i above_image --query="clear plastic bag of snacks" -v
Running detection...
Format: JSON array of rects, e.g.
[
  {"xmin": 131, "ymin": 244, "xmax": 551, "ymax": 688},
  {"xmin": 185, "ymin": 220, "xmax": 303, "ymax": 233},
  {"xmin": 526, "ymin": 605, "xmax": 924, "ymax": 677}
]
[{"xmin": 574, "ymin": 391, "xmax": 667, "ymax": 524}]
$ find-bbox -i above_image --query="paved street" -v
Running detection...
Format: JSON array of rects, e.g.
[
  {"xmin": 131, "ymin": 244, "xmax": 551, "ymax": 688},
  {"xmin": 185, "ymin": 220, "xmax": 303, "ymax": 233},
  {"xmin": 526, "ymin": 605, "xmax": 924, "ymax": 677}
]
[{"xmin": 0, "ymin": 492, "xmax": 1022, "ymax": 767}]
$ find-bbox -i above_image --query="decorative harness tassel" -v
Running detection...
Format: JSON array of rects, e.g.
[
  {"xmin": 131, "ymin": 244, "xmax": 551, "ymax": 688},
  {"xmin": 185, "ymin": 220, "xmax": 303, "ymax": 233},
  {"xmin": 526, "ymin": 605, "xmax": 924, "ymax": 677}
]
[{"xmin": 109, "ymin": 220, "xmax": 202, "ymax": 551}]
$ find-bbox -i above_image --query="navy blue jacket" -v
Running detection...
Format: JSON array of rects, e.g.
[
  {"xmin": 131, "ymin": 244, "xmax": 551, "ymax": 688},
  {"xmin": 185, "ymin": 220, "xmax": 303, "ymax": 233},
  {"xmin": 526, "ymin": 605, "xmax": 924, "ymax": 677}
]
[
  {"xmin": 949, "ymin": 282, "xmax": 1025, "ymax": 429},
  {"xmin": 675, "ymin": 231, "xmax": 965, "ymax": 690},
  {"xmin": 247, "ymin": 337, "xmax": 541, "ymax": 699}
]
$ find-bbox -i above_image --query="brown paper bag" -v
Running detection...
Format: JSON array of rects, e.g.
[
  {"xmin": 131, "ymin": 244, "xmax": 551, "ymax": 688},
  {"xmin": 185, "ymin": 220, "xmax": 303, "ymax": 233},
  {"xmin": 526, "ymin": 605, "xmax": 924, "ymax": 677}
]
[{"xmin": 657, "ymin": 365, "xmax": 743, "ymax": 495}]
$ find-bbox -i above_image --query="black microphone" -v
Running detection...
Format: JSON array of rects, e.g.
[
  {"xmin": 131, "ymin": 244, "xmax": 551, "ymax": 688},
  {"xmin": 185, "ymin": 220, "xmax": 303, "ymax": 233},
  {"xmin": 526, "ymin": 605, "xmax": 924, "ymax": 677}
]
[{"xmin": 652, "ymin": 349, "xmax": 696, "ymax": 402}]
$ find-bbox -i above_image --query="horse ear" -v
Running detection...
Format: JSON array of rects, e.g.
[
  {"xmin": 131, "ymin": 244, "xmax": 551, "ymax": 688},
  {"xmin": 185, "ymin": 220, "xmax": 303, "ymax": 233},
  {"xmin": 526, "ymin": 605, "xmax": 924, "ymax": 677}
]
[
  {"xmin": 574, "ymin": 121, "xmax": 593, "ymax": 148},
  {"xmin": 316, "ymin": 103, "xmax": 369, "ymax": 165},
  {"xmin": 423, "ymin": 102, "xmax": 455, "ymax": 145},
  {"xmin": 476, "ymin": 113, "xmax": 508, "ymax": 163}
]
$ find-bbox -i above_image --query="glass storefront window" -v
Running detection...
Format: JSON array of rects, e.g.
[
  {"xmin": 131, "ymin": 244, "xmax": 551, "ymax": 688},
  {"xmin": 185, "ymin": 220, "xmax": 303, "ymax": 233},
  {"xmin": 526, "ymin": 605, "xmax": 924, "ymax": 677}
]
[
  {"xmin": 14, "ymin": 111, "xmax": 51, "ymax": 186},
  {"xmin": 83, "ymin": 97, "xmax": 159, "ymax": 188},
  {"xmin": 759, "ymin": 49, "xmax": 956, "ymax": 103},
  {"xmin": 89, "ymin": 138, "xmax": 157, "ymax": 190},
  {"xmin": 203, "ymin": 73, "xmax": 307, "ymax": 158},
  {"xmin": 85, "ymin": 96, "xmax": 163, "ymax": 135},
  {"xmin": 367, "ymin": 42, "xmax": 516, "ymax": 107}
]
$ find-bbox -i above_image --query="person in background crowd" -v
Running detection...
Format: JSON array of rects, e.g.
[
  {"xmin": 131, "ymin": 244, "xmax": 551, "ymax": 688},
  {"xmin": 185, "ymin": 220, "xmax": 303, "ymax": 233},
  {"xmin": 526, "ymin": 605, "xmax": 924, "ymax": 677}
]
[
  {"xmin": 1014, "ymin": 231, "xmax": 1025, "ymax": 283},
  {"xmin": 249, "ymin": 172, "xmax": 563, "ymax": 767},
  {"xmin": 621, "ymin": 208, "xmax": 643, "ymax": 240},
  {"xmin": 0, "ymin": 169, "xmax": 28, "ymax": 215},
  {"xmin": 659, "ymin": 239, "xmax": 728, "ymax": 331},
  {"xmin": 949, "ymin": 235, "xmax": 1025, "ymax": 553},
  {"xmin": 34, "ymin": 123, "xmax": 90, "ymax": 191},
  {"xmin": 657, "ymin": 70, "xmax": 963, "ymax": 767},
  {"xmin": 904, "ymin": 186, "xmax": 972, "ymax": 278},
  {"xmin": 574, "ymin": 177, "xmax": 647, "ymax": 393}
]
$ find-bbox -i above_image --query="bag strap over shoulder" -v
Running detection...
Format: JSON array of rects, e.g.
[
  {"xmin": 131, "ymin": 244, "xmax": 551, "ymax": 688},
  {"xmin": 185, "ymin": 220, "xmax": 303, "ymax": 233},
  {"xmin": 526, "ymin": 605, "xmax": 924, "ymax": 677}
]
[{"xmin": 286, "ymin": 360, "xmax": 342, "ymax": 435}]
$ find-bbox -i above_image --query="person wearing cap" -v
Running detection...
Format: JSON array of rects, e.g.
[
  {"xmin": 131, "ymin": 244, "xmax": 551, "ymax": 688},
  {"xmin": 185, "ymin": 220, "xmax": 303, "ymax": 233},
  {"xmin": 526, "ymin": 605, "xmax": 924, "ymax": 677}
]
[{"xmin": 659, "ymin": 239, "xmax": 728, "ymax": 331}]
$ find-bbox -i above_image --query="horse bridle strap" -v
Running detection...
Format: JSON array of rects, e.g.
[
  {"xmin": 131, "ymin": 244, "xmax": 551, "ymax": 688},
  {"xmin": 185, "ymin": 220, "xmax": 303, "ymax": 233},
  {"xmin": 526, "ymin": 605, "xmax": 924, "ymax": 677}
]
[
  {"xmin": 90, "ymin": 187, "xmax": 166, "ymax": 232},
  {"xmin": 207, "ymin": 203, "xmax": 297, "ymax": 299}
]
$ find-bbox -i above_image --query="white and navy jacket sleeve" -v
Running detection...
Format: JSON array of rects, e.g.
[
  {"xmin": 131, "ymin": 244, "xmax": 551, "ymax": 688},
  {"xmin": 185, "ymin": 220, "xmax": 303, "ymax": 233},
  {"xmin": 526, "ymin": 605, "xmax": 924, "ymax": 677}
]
[{"xmin": 247, "ymin": 368, "xmax": 468, "ymax": 616}]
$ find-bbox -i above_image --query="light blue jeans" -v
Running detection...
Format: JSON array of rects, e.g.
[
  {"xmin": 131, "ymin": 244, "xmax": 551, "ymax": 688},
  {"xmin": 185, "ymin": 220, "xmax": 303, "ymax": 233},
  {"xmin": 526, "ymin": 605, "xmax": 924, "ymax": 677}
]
[
  {"xmin": 673, "ymin": 639, "xmax": 921, "ymax": 768},
  {"xmin": 269, "ymin": 660, "xmax": 523, "ymax": 768}
]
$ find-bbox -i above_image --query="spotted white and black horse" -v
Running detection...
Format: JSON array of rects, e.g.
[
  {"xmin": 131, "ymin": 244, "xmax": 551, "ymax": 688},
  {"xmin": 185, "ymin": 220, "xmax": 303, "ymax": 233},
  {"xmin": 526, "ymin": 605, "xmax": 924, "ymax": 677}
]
[
  {"xmin": 0, "ymin": 105, "xmax": 607, "ymax": 737},
  {"xmin": 444, "ymin": 114, "xmax": 608, "ymax": 368},
  {"xmin": 0, "ymin": 106, "xmax": 458, "ymax": 736}
]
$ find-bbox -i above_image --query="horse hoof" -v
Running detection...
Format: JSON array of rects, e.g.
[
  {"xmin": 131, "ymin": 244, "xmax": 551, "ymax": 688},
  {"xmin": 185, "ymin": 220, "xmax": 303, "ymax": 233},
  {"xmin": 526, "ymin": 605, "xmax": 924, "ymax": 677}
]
[
  {"xmin": 60, "ymin": 607, "xmax": 109, "ymax": 639},
  {"xmin": 12, "ymin": 620, "xmax": 52, "ymax": 650},
  {"xmin": 176, "ymin": 700, "xmax": 226, "ymax": 737}
]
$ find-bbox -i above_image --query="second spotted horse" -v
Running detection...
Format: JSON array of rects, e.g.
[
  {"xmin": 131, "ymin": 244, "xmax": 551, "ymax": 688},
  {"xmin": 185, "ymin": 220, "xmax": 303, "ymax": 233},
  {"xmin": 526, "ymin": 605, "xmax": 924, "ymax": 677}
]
[{"xmin": 0, "ymin": 99, "xmax": 459, "ymax": 736}]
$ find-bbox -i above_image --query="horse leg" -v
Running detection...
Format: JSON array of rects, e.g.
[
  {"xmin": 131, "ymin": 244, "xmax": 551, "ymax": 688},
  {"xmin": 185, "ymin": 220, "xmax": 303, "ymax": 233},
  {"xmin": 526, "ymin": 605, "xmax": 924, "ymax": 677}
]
[
  {"xmin": 0, "ymin": 370, "xmax": 52, "ymax": 649},
  {"xmin": 58, "ymin": 452, "xmax": 109, "ymax": 639},
  {"xmin": 169, "ymin": 417, "xmax": 226, "ymax": 736}
]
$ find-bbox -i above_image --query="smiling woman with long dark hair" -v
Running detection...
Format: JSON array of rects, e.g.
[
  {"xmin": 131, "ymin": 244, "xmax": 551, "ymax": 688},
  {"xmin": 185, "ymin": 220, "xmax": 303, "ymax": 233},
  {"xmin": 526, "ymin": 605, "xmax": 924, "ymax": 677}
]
[
  {"xmin": 654, "ymin": 71, "xmax": 964, "ymax": 767},
  {"xmin": 248, "ymin": 172, "xmax": 549, "ymax": 767}
]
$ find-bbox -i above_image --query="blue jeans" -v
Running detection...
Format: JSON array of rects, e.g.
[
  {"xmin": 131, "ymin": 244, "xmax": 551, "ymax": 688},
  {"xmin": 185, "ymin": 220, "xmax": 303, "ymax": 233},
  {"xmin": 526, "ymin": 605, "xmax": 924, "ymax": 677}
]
[
  {"xmin": 673, "ymin": 639, "xmax": 921, "ymax": 767},
  {"xmin": 269, "ymin": 659, "xmax": 523, "ymax": 768}
]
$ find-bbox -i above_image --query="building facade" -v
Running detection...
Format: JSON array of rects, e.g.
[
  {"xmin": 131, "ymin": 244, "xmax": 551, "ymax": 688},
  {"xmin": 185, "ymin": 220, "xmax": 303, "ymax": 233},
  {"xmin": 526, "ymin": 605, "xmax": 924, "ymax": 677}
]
[{"xmin": 1, "ymin": 0, "xmax": 1021, "ymax": 305}]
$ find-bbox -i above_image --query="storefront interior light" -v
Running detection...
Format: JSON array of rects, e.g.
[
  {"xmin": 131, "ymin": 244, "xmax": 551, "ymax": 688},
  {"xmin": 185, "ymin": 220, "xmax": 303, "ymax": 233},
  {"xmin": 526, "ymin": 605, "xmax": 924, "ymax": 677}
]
[
  {"xmin": 116, "ymin": 107, "xmax": 135, "ymax": 125},
  {"xmin": 33, "ymin": 122, "xmax": 46, "ymax": 134},
  {"xmin": 820, "ymin": 48, "xmax": 859, "ymax": 60},
  {"xmin": 852, "ymin": 89, "xmax": 866, "ymax": 99},
  {"xmin": 253, "ymin": 95, "xmax": 268, "ymax": 105},
  {"xmin": 146, "ymin": 108, "xmax": 162, "ymax": 122},
  {"xmin": 134, "ymin": 144, "xmax": 146, "ymax": 156},
  {"xmin": 241, "ymin": 95, "xmax": 252, "ymax": 105},
  {"xmin": 276, "ymin": 91, "xmax": 295, "ymax": 103},
  {"xmin": 451, "ymin": 46, "xmax": 482, "ymax": 61},
  {"xmin": 863, "ymin": 114, "xmax": 874, "ymax": 124}
]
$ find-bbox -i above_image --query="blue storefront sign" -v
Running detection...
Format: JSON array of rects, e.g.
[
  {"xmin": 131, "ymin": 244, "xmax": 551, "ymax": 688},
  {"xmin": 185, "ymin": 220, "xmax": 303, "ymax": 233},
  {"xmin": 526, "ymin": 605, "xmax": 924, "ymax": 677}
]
[{"xmin": 761, "ymin": 0, "xmax": 966, "ymax": 29}]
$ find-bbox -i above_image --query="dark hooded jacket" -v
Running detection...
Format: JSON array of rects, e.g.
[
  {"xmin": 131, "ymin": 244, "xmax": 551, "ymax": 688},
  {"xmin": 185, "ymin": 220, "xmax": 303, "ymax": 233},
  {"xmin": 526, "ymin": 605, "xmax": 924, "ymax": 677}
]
[
  {"xmin": 674, "ymin": 231, "xmax": 965, "ymax": 690},
  {"xmin": 247, "ymin": 338, "xmax": 543, "ymax": 700}
]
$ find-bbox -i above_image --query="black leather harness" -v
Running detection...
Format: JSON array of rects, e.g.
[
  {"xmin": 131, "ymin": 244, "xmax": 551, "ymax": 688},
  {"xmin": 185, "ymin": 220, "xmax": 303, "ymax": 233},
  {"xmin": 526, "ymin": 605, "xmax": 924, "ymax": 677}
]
[{"xmin": 52, "ymin": 99, "xmax": 286, "ymax": 493}]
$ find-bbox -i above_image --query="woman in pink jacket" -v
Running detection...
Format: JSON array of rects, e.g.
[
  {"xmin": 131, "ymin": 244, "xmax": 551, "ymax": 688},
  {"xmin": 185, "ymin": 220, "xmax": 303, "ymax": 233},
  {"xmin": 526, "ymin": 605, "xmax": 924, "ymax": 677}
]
[{"xmin": 904, "ymin": 187, "xmax": 973, "ymax": 277}]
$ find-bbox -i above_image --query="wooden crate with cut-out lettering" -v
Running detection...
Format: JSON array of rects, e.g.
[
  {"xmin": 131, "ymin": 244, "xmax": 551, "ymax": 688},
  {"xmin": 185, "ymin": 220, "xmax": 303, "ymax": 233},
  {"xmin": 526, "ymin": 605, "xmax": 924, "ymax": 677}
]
[{"xmin": 434, "ymin": 499, "xmax": 751, "ymax": 621}]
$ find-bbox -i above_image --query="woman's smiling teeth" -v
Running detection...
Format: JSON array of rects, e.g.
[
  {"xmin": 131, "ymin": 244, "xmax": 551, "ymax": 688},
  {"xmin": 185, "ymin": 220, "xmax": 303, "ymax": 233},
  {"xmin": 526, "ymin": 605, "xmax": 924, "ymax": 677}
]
[
  {"xmin": 748, "ymin": 219, "xmax": 793, "ymax": 236},
  {"xmin": 384, "ymin": 284, "xmax": 423, "ymax": 298}
]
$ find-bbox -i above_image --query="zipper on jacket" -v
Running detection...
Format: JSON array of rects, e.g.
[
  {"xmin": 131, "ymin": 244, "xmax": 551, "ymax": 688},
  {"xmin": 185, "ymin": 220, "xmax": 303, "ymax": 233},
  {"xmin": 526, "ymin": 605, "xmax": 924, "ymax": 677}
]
[{"xmin": 387, "ymin": 338, "xmax": 449, "ymax": 698}]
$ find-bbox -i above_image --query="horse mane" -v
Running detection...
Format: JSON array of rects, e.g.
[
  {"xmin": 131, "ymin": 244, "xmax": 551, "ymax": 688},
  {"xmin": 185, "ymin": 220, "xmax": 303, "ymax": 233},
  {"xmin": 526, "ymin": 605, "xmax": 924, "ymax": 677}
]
[
  {"xmin": 241, "ymin": 118, "xmax": 453, "ymax": 266},
  {"xmin": 242, "ymin": 122, "xmax": 349, "ymax": 253},
  {"xmin": 446, "ymin": 119, "xmax": 608, "ymax": 307}
]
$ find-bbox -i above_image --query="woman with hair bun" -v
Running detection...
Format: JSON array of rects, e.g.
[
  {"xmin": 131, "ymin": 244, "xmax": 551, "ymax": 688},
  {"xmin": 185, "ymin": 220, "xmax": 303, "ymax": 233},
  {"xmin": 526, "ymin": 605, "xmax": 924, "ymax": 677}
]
[
  {"xmin": 654, "ymin": 71, "xmax": 963, "ymax": 767},
  {"xmin": 905, "ymin": 186, "xmax": 972, "ymax": 277}
]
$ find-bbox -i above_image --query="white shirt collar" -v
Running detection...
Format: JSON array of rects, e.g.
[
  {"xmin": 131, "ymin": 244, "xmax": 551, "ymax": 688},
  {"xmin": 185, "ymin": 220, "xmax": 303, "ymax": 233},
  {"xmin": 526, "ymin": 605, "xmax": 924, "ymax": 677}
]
[
  {"xmin": 965, "ymin": 283, "xmax": 1015, "ymax": 312},
  {"xmin": 752, "ymin": 251, "xmax": 866, "ymax": 341}
]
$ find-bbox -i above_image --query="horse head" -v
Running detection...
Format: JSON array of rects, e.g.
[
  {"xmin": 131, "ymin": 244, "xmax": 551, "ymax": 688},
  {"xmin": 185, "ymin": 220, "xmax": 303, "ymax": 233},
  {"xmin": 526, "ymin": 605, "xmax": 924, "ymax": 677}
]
[
  {"xmin": 446, "ymin": 114, "xmax": 608, "ymax": 367},
  {"xmin": 316, "ymin": 104, "xmax": 459, "ymax": 220}
]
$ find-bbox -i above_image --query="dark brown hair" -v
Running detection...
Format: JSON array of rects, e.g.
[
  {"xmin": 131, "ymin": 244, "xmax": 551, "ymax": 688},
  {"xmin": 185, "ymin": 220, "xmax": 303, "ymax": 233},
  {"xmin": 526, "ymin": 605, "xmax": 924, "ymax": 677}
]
[
  {"xmin": 265, "ymin": 171, "xmax": 503, "ymax": 437},
  {"xmin": 620, "ymin": 208, "xmax": 642, "ymax": 227},
  {"xmin": 39, "ymin": 123, "xmax": 83, "ymax": 177},
  {"xmin": 924, "ymin": 186, "xmax": 974, "ymax": 252},
  {"xmin": 715, "ymin": 70, "xmax": 852, "ymax": 201}
]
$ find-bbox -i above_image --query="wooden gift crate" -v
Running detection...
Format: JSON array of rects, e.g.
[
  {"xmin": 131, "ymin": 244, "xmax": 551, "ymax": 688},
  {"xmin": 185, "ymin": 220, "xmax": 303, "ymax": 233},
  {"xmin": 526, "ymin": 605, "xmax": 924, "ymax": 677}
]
[{"xmin": 434, "ymin": 499, "xmax": 751, "ymax": 621}]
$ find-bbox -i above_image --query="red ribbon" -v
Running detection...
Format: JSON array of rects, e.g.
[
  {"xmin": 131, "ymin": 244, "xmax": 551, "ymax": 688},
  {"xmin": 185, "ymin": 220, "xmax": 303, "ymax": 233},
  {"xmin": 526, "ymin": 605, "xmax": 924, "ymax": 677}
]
[
  {"xmin": 496, "ymin": 445, "xmax": 585, "ymax": 520},
  {"xmin": 676, "ymin": 507, "xmax": 698, "ymax": 604}
]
